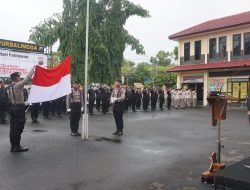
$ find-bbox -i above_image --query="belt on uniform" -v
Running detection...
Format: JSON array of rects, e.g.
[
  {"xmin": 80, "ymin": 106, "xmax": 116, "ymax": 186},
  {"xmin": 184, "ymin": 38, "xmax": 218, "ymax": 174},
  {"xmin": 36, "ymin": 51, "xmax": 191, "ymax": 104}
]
[
  {"xmin": 70, "ymin": 102, "xmax": 81, "ymax": 104},
  {"xmin": 11, "ymin": 103, "xmax": 25, "ymax": 107},
  {"xmin": 115, "ymin": 101, "xmax": 124, "ymax": 104}
]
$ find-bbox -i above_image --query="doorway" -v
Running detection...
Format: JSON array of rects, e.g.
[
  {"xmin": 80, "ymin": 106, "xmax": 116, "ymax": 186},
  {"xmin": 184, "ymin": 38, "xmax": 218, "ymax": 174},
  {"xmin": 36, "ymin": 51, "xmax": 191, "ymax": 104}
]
[{"xmin": 185, "ymin": 83, "xmax": 204, "ymax": 104}]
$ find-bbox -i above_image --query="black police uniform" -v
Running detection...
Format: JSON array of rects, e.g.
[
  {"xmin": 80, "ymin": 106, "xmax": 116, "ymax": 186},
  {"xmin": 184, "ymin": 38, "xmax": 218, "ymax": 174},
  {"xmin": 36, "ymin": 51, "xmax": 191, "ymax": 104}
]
[
  {"xmin": 142, "ymin": 89, "xmax": 150, "ymax": 111},
  {"xmin": 0, "ymin": 84, "xmax": 8, "ymax": 123},
  {"xmin": 158, "ymin": 89, "xmax": 165, "ymax": 110},
  {"xmin": 88, "ymin": 88, "xmax": 95, "ymax": 115},
  {"xmin": 8, "ymin": 69, "xmax": 34, "ymax": 152},
  {"xmin": 31, "ymin": 103, "xmax": 40, "ymax": 123},
  {"xmin": 111, "ymin": 85, "xmax": 125, "ymax": 136},
  {"xmin": 66, "ymin": 87, "xmax": 83, "ymax": 136}
]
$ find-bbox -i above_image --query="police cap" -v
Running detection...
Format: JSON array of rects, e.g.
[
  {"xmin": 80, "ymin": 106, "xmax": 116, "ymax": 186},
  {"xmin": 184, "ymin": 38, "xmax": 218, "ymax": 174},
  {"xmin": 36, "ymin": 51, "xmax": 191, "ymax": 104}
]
[
  {"xmin": 72, "ymin": 80, "xmax": 80, "ymax": 84},
  {"xmin": 115, "ymin": 79, "xmax": 122, "ymax": 83},
  {"xmin": 10, "ymin": 72, "xmax": 20, "ymax": 80}
]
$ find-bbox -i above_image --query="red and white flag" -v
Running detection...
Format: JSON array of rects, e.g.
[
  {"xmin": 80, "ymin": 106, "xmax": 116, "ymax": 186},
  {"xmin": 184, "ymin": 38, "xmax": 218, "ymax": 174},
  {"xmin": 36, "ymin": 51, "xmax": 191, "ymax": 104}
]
[{"xmin": 28, "ymin": 56, "xmax": 72, "ymax": 103}]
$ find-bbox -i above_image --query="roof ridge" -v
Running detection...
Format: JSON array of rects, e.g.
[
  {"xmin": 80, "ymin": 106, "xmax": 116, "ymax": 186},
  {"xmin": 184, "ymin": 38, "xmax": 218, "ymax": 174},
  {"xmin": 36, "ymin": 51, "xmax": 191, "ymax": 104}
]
[{"xmin": 169, "ymin": 11, "xmax": 250, "ymax": 40}]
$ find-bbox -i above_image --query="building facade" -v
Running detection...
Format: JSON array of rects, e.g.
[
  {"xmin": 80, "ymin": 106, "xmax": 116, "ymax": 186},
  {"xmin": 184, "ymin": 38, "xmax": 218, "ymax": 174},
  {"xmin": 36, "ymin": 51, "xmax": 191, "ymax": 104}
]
[{"xmin": 168, "ymin": 11, "xmax": 250, "ymax": 105}]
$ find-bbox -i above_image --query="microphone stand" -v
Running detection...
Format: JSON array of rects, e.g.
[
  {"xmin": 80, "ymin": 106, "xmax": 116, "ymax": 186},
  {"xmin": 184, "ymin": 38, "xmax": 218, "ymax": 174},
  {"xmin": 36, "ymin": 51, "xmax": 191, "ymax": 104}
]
[
  {"xmin": 216, "ymin": 65, "xmax": 246, "ymax": 163},
  {"xmin": 217, "ymin": 99, "xmax": 227, "ymax": 164}
]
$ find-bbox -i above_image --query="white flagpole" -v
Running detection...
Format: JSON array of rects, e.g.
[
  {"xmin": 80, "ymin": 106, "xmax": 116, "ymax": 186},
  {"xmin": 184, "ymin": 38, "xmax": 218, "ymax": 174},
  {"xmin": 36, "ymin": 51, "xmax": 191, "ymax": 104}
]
[{"xmin": 82, "ymin": 0, "xmax": 90, "ymax": 140}]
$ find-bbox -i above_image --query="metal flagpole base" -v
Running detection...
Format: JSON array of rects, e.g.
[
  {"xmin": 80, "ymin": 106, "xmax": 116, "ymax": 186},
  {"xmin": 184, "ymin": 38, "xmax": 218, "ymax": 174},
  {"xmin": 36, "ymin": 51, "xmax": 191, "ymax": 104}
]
[{"xmin": 81, "ymin": 113, "xmax": 89, "ymax": 140}]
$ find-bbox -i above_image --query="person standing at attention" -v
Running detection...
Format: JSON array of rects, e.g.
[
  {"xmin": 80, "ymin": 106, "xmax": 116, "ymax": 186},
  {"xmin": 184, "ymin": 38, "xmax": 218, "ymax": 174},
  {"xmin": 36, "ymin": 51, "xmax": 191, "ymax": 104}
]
[
  {"xmin": 66, "ymin": 81, "xmax": 83, "ymax": 136},
  {"xmin": 111, "ymin": 79, "xmax": 125, "ymax": 136},
  {"xmin": 8, "ymin": 68, "xmax": 35, "ymax": 152}
]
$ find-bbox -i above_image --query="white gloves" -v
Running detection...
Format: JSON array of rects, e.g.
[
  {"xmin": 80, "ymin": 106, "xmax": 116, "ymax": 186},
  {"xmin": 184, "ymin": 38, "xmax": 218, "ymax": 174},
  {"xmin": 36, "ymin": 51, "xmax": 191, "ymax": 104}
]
[
  {"xmin": 111, "ymin": 97, "xmax": 117, "ymax": 104},
  {"xmin": 24, "ymin": 101, "xmax": 30, "ymax": 106},
  {"xmin": 67, "ymin": 108, "xmax": 71, "ymax": 112},
  {"xmin": 81, "ymin": 107, "xmax": 84, "ymax": 112}
]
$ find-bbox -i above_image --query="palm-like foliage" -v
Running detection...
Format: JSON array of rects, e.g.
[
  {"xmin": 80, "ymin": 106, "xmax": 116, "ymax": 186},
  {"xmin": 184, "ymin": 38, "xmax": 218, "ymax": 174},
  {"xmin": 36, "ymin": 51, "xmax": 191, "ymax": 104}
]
[{"xmin": 29, "ymin": 0, "xmax": 149, "ymax": 83}]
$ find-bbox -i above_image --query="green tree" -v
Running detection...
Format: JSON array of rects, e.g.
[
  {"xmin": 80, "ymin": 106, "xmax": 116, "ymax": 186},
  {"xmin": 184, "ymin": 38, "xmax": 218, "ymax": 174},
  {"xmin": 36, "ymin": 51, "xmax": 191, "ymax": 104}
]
[
  {"xmin": 153, "ymin": 66, "xmax": 176, "ymax": 87},
  {"xmin": 173, "ymin": 46, "xmax": 178, "ymax": 61},
  {"xmin": 29, "ymin": 0, "xmax": 150, "ymax": 84},
  {"xmin": 150, "ymin": 50, "xmax": 173, "ymax": 67},
  {"xmin": 121, "ymin": 60, "xmax": 152, "ymax": 86}
]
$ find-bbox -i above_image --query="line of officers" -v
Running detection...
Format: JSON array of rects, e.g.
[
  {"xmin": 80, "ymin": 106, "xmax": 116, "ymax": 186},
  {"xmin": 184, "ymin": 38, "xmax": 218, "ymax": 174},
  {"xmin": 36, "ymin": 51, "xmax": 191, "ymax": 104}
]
[{"xmin": 0, "ymin": 83, "xmax": 198, "ymax": 126}]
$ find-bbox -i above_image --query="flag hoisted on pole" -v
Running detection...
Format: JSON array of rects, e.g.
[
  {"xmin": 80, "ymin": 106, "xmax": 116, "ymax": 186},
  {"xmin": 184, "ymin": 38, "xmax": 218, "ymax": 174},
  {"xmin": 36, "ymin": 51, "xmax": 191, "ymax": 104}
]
[
  {"xmin": 28, "ymin": 56, "xmax": 71, "ymax": 103},
  {"xmin": 82, "ymin": 0, "xmax": 90, "ymax": 140}
]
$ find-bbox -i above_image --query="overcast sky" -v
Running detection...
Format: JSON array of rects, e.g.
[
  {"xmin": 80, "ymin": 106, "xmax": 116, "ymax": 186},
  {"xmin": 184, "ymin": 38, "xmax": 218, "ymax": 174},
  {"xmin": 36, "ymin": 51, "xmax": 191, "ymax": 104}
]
[{"xmin": 1, "ymin": 0, "xmax": 250, "ymax": 63}]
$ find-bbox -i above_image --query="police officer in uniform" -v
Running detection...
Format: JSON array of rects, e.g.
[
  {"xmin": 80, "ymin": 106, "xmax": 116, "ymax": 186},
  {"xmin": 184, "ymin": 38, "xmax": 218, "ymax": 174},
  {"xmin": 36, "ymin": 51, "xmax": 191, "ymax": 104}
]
[
  {"xmin": 111, "ymin": 79, "xmax": 125, "ymax": 136},
  {"xmin": 31, "ymin": 102, "xmax": 40, "ymax": 123},
  {"xmin": 142, "ymin": 88, "xmax": 150, "ymax": 111},
  {"xmin": 8, "ymin": 68, "xmax": 34, "ymax": 152},
  {"xmin": 167, "ymin": 89, "xmax": 172, "ymax": 110},
  {"xmin": 95, "ymin": 86, "xmax": 101, "ymax": 111},
  {"xmin": 88, "ymin": 87, "xmax": 95, "ymax": 115},
  {"xmin": 0, "ymin": 81, "xmax": 8, "ymax": 124},
  {"xmin": 158, "ymin": 88, "xmax": 165, "ymax": 110},
  {"xmin": 66, "ymin": 81, "xmax": 83, "ymax": 136}
]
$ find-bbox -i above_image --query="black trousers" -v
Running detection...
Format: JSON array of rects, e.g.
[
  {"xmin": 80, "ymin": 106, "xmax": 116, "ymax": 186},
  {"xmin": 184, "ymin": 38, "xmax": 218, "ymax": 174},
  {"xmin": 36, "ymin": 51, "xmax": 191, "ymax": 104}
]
[
  {"xmin": 102, "ymin": 99, "xmax": 108, "ymax": 114},
  {"xmin": 159, "ymin": 98, "xmax": 164, "ymax": 110},
  {"xmin": 50, "ymin": 100, "xmax": 56, "ymax": 115},
  {"xmin": 70, "ymin": 103, "xmax": 81, "ymax": 133},
  {"xmin": 96, "ymin": 98, "xmax": 101, "ymax": 110},
  {"xmin": 0, "ymin": 102, "xmax": 7, "ymax": 122},
  {"xmin": 9, "ymin": 105, "xmax": 26, "ymax": 147},
  {"xmin": 151, "ymin": 99, "xmax": 157, "ymax": 110},
  {"xmin": 88, "ymin": 99, "xmax": 95, "ymax": 114},
  {"xmin": 42, "ymin": 101, "xmax": 50, "ymax": 118},
  {"xmin": 113, "ymin": 102, "xmax": 124, "ymax": 132},
  {"xmin": 131, "ymin": 100, "xmax": 136, "ymax": 111},
  {"xmin": 143, "ymin": 99, "xmax": 149, "ymax": 110},
  {"xmin": 136, "ymin": 98, "xmax": 141, "ymax": 109},
  {"xmin": 31, "ymin": 103, "xmax": 40, "ymax": 121},
  {"xmin": 167, "ymin": 98, "xmax": 171, "ymax": 109},
  {"xmin": 56, "ymin": 98, "xmax": 63, "ymax": 116}
]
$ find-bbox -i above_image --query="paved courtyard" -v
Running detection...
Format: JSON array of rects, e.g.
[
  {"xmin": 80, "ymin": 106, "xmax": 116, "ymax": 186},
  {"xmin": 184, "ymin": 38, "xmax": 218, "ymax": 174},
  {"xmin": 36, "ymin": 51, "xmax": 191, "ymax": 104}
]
[{"xmin": 0, "ymin": 107, "xmax": 249, "ymax": 190}]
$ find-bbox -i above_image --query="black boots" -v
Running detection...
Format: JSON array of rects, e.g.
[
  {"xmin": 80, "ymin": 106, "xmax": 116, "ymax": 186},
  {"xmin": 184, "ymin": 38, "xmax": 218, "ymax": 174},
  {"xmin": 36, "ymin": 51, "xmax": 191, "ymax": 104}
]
[
  {"xmin": 10, "ymin": 145, "xmax": 29, "ymax": 153},
  {"xmin": 112, "ymin": 131, "xmax": 123, "ymax": 136},
  {"xmin": 116, "ymin": 131, "xmax": 123, "ymax": 136}
]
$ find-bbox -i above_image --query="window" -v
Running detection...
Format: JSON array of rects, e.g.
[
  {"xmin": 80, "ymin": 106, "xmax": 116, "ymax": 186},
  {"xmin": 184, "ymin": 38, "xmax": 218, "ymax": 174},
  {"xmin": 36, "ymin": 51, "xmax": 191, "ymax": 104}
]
[
  {"xmin": 184, "ymin": 42, "xmax": 190, "ymax": 61},
  {"xmin": 219, "ymin": 36, "xmax": 227, "ymax": 58},
  {"xmin": 209, "ymin": 38, "xmax": 216, "ymax": 59},
  {"xmin": 194, "ymin": 40, "xmax": 201, "ymax": 60},
  {"xmin": 233, "ymin": 34, "xmax": 241, "ymax": 56},
  {"xmin": 244, "ymin": 32, "xmax": 250, "ymax": 55}
]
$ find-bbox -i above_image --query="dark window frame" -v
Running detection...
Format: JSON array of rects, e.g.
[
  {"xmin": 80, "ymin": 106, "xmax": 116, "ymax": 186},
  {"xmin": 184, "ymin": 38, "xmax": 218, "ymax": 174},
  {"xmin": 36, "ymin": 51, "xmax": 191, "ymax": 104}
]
[
  {"xmin": 219, "ymin": 36, "xmax": 227, "ymax": 58},
  {"xmin": 184, "ymin": 42, "xmax": 190, "ymax": 61},
  {"xmin": 194, "ymin": 40, "xmax": 201, "ymax": 60},
  {"xmin": 244, "ymin": 32, "xmax": 250, "ymax": 55},
  {"xmin": 233, "ymin": 34, "xmax": 241, "ymax": 57},
  {"xmin": 209, "ymin": 38, "xmax": 217, "ymax": 59}
]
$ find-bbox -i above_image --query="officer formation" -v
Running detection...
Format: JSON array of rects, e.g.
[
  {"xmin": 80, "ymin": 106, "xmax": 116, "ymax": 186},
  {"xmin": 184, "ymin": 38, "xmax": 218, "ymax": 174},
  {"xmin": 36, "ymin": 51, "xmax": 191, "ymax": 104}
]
[
  {"xmin": 0, "ymin": 70, "xmax": 197, "ymax": 153},
  {"xmin": 0, "ymin": 84, "xmax": 198, "ymax": 124}
]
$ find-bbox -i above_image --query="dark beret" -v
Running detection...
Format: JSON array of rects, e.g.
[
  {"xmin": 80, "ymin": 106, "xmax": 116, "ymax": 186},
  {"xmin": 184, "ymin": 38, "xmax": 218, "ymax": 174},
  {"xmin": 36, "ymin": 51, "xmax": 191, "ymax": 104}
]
[
  {"xmin": 72, "ymin": 80, "xmax": 80, "ymax": 84},
  {"xmin": 115, "ymin": 79, "xmax": 122, "ymax": 83},
  {"xmin": 10, "ymin": 72, "xmax": 20, "ymax": 80}
]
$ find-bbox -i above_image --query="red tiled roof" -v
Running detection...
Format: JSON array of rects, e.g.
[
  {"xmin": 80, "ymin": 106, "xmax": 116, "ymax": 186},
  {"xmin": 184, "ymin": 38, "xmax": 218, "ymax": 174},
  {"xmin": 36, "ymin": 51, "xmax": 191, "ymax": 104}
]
[
  {"xmin": 167, "ymin": 60, "xmax": 250, "ymax": 72},
  {"xmin": 169, "ymin": 11, "xmax": 250, "ymax": 40}
]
